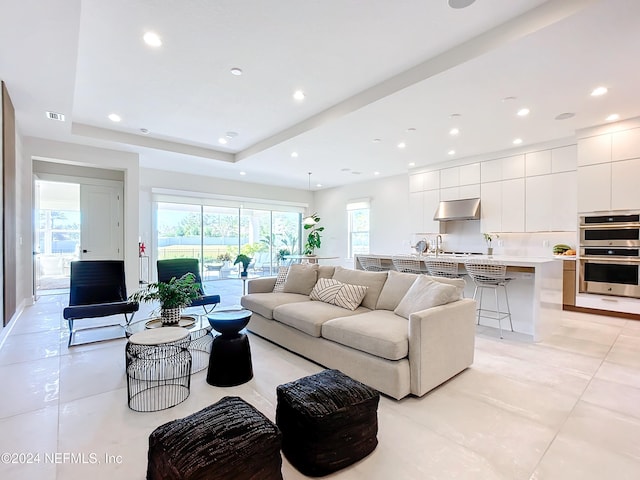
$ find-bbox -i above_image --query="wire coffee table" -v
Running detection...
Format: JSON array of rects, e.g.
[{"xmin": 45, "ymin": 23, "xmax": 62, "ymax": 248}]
[{"xmin": 125, "ymin": 314, "xmax": 213, "ymax": 374}]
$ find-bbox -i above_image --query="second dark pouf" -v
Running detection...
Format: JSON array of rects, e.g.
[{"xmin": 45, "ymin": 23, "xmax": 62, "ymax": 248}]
[
  {"xmin": 276, "ymin": 369, "xmax": 380, "ymax": 477},
  {"xmin": 147, "ymin": 396, "xmax": 282, "ymax": 480}
]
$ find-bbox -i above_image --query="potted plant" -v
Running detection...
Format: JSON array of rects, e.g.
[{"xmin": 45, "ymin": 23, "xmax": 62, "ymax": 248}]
[
  {"xmin": 303, "ymin": 212, "xmax": 324, "ymax": 255},
  {"xmin": 483, "ymin": 233, "xmax": 499, "ymax": 256},
  {"xmin": 129, "ymin": 273, "xmax": 201, "ymax": 325},
  {"xmin": 277, "ymin": 248, "xmax": 291, "ymax": 264},
  {"xmin": 234, "ymin": 254, "xmax": 252, "ymax": 278}
]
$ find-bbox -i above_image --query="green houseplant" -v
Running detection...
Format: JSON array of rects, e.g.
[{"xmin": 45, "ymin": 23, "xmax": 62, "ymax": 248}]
[
  {"xmin": 483, "ymin": 233, "xmax": 499, "ymax": 255},
  {"xmin": 129, "ymin": 273, "xmax": 201, "ymax": 325},
  {"xmin": 234, "ymin": 254, "xmax": 252, "ymax": 277},
  {"xmin": 303, "ymin": 212, "xmax": 324, "ymax": 255}
]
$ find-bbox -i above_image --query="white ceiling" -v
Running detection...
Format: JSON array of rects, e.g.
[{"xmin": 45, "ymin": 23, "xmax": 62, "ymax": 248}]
[{"xmin": 2, "ymin": 0, "xmax": 639, "ymax": 191}]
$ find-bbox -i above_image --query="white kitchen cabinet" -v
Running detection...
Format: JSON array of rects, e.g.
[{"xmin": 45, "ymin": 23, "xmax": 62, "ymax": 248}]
[
  {"xmin": 525, "ymin": 150, "xmax": 551, "ymax": 177},
  {"xmin": 440, "ymin": 167, "xmax": 459, "ymax": 188},
  {"xmin": 551, "ymin": 171, "xmax": 577, "ymax": 231},
  {"xmin": 577, "ymin": 134, "xmax": 611, "ymax": 166},
  {"xmin": 502, "ymin": 178, "xmax": 525, "ymax": 231},
  {"xmin": 526, "ymin": 175, "xmax": 552, "ymax": 231},
  {"xmin": 502, "ymin": 155, "xmax": 525, "ymax": 179},
  {"xmin": 526, "ymin": 172, "xmax": 577, "ymax": 232},
  {"xmin": 611, "ymin": 158, "xmax": 640, "ymax": 210},
  {"xmin": 440, "ymin": 186, "xmax": 459, "ymax": 201},
  {"xmin": 577, "ymin": 163, "xmax": 611, "ymax": 212},
  {"xmin": 480, "ymin": 181, "xmax": 502, "ymax": 233},
  {"xmin": 481, "ymin": 159, "xmax": 502, "ymax": 183},
  {"xmin": 612, "ymin": 127, "xmax": 640, "ymax": 161},
  {"xmin": 551, "ymin": 144, "xmax": 577, "ymax": 173},
  {"xmin": 423, "ymin": 170, "xmax": 440, "ymax": 190},
  {"xmin": 423, "ymin": 189, "xmax": 441, "ymax": 233},
  {"xmin": 459, "ymin": 163, "xmax": 480, "ymax": 185},
  {"xmin": 409, "ymin": 173, "xmax": 424, "ymax": 193},
  {"xmin": 409, "ymin": 191, "xmax": 424, "ymax": 231},
  {"xmin": 459, "ymin": 184, "xmax": 480, "ymax": 199}
]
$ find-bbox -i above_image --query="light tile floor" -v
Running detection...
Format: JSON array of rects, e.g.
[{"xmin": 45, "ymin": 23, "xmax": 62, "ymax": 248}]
[{"xmin": 1, "ymin": 283, "xmax": 640, "ymax": 479}]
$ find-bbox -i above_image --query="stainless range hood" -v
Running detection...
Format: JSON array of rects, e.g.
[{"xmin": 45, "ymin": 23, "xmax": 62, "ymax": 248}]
[{"xmin": 433, "ymin": 198, "xmax": 481, "ymax": 221}]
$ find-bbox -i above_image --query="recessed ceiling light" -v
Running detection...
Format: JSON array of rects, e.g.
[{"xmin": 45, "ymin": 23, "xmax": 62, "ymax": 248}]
[
  {"xmin": 239, "ymin": 171, "xmax": 246, "ymax": 176},
  {"xmin": 372, "ymin": 138, "xmax": 381, "ymax": 143},
  {"xmin": 555, "ymin": 112, "xmax": 575, "ymax": 120},
  {"xmin": 140, "ymin": 128, "xmax": 149, "ymax": 134},
  {"xmin": 218, "ymin": 137, "xmax": 228, "ymax": 145},
  {"xmin": 606, "ymin": 113, "xmax": 620, "ymax": 122},
  {"xmin": 408, "ymin": 162, "xmax": 416, "ymax": 167},
  {"xmin": 291, "ymin": 151, "xmax": 299, "ymax": 158},
  {"xmin": 230, "ymin": 67, "xmax": 243, "ymax": 76},
  {"xmin": 397, "ymin": 142, "xmax": 406, "ymax": 149},
  {"xmin": 449, "ymin": 128, "xmax": 459, "ymax": 136},
  {"xmin": 352, "ymin": 171, "xmax": 362, "ymax": 175},
  {"xmin": 316, "ymin": 183, "xmax": 322, "ymax": 188},
  {"xmin": 406, "ymin": 127, "xmax": 417, "ymax": 132},
  {"xmin": 143, "ymin": 31, "xmax": 162, "ymax": 47},
  {"xmin": 513, "ymin": 138, "xmax": 523, "ymax": 145},
  {"xmin": 591, "ymin": 86, "xmax": 608, "ymax": 96},
  {"xmin": 373, "ymin": 171, "xmax": 380, "ymax": 176},
  {"xmin": 517, "ymin": 108, "xmax": 530, "ymax": 116},
  {"xmin": 341, "ymin": 168, "xmax": 351, "ymax": 172},
  {"xmin": 448, "ymin": 150, "xmax": 456, "ymax": 155},
  {"xmin": 450, "ymin": 113, "xmax": 462, "ymax": 118},
  {"xmin": 448, "ymin": 0, "xmax": 476, "ymax": 8},
  {"xmin": 502, "ymin": 96, "xmax": 517, "ymax": 102},
  {"xmin": 225, "ymin": 131, "xmax": 238, "ymax": 138},
  {"xmin": 293, "ymin": 90, "xmax": 305, "ymax": 101},
  {"xmin": 108, "ymin": 113, "xmax": 121, "ymax": 122}
]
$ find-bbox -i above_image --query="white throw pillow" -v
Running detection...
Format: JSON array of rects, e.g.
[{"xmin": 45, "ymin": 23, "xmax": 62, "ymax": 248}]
[
  {"xmin": 273, "ymin": 266, "xmax": 289, "ymax": 292},
  {"xmin": 283, "ymin": 263, "xmax": 319, "ymax": 295},
  {"xmin": 394, "ymin": 276, "xmax": 458, "ymax": 319},
  {"xmin": 310, "ymin": 278, "xmax": 368, "ymax": 311}
]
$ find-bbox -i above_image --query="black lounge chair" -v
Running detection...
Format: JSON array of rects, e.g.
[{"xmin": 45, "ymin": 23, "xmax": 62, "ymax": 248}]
[
  {"xmin": 157, "ymin": 258, "xmax": 221, "ymax": 314},
  {"xmin": 63, "ymin": 260, "xmax": 139, "ymax": 346}
]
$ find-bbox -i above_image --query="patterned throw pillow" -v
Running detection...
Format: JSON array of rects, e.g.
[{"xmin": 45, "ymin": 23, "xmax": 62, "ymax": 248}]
[
  {"xmin": 310, "ymin": 278, "xmax": 368, "ymax": 311},
  {"xmin": 273, "ymin": 266, "xmax": 289, "ymax": 292}
]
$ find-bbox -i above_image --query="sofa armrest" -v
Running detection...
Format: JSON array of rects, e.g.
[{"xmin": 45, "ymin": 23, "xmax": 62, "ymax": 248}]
[
  {"xmin": 408, "ymin": 298, "xmax": 476, "ymax": 397},
  {"xmin": 246, "ymin": 277, "xmax": 277, "ymax": 294}
]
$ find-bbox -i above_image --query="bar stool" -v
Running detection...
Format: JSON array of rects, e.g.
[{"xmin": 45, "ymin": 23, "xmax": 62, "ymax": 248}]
[
  {"xmin": 392, "ymin": 255, "xmax": 423, "ymax": 274},
  {"xmin": 464, "ymin": 260, "xmax": 514, "ymax": 338},
  {"xmin": 357, "ymin": 256, "xmax": 388, "ymax": 272},
  {"xmin": 425, "ymin": 259, "xmax": 462, "ymax": 279}
]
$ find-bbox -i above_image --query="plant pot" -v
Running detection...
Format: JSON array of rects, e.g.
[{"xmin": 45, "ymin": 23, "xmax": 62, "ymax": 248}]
[
  {"xmin": 240, "ymin": 271, "xmax": 248, "ymax": 278},
  {"xmin": 161, "ymin": 307, "xmax": 181, "ymax": 326},
  {"xmin": 487, "ymin": 247, "xmax": 494, "ymax": 256}
]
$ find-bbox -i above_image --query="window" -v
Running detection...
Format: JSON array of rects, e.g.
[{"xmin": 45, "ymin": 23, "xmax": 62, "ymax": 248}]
[{"xmin": 347, "ymin": 201, "xmax": 370, "ymax": 258}]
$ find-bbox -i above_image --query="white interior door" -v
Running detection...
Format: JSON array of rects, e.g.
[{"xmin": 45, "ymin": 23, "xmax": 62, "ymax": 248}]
[{"xmin": 80, "ymin": 184, "xmax": 123, "ymax": 260}]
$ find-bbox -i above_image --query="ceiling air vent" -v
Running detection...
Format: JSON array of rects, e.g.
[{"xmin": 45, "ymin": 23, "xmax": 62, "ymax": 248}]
[{"xmin": 46, "ymin": 111, "xmax": 65, "ymax": 121}]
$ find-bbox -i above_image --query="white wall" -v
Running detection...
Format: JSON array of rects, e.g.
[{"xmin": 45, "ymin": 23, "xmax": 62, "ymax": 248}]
[
  {"xmin": 313, "ymin": 174, "xmax": 410, "ymax": 267},
  {"xmin": 22, "ymin": 137, "xmax": 140, "ymax": 295}
]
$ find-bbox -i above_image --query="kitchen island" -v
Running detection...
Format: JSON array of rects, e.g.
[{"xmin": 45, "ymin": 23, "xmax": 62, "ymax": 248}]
[{"xmin": 354, "ymin": 254, "xmax": 563, "ymax": 341}]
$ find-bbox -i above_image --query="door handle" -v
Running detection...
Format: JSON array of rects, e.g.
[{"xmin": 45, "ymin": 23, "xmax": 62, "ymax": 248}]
[{"xmin": 82, "ymin": 249, "xmax": 91, "ymax": 253}]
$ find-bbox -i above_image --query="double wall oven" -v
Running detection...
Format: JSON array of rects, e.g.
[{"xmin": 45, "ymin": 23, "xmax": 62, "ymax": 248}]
[{"xmin": 579, "ymin": 212, "xmax": 640, "ymax": 298}]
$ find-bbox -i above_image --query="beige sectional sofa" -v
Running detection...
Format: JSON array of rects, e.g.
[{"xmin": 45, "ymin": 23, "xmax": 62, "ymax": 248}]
[{"xmin": 240, "ymin": 265, "xmax": 476, "ymax": 400}]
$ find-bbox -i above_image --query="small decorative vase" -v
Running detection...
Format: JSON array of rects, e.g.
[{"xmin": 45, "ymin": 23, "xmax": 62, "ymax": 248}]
[
  {"xmin": 160, "ymin": 307, "xmax": 181, "ymax": 326},
  {"xmin": 487, "ymin": 247, "xmax": 494, "ymax": 256}
]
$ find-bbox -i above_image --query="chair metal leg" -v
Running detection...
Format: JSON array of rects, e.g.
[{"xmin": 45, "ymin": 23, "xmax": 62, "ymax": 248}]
[
  {"xmin": 67, "ymin": 319, "xmax": 74, "ymax": 347},
  {"xmin": 494, "ymin": 287, "xmax": 503, "ymax": 339},
  {"xmin": 201, "ymin": 304, "xmax": 218, "ymax": 315},
  {"xmin": 503, "ymin": 284, "xmax": 513, "ymax": 332}
]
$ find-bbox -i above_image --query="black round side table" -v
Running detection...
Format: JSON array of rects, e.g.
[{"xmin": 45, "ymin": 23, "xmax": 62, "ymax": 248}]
[{"xmin": 206, "ymin": 309, "xmax": 253, "ymax": 387}]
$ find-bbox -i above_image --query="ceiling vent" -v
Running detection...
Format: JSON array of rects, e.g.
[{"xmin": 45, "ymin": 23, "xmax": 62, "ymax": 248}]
[{"xmin": 46, "ymin": 111, "xmax": 65, "ymax": 121}]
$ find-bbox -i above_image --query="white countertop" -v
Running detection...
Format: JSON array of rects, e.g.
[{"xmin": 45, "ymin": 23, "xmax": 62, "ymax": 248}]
[{"xmin": 358, "ymin": 253, "xmax": 559, "ymax": 268}]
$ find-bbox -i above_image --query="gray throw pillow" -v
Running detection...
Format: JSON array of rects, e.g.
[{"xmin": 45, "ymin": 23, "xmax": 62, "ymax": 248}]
[{"xmin": 282, "ymin": 263, "xmax": 319, "ymax": 295}]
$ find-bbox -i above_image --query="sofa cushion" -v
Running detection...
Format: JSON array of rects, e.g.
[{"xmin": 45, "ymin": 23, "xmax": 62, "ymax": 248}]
[
  {"xmin": 318, "ymin": 266, "xmax": 335, "ymax": 279},
  {"xmin": 273, "ymin": 266, "xmax": 289, "ymax": 292},
  {"xmin": 241, "ymin": 292, "xmax": 310, "ymax": 320},
  {"xmin": 283, "ymin": 263, "xmax": 319, "ymax": 295},
  {"xmin": 394, "ymin": 276, "xmax": 459, "ymax": 319},
  {"xmin": 310, "ymin": 278, "xmax": 368, "ymax": 311},
  {"xmin": 273, "ymin": 301, "xmax": 369, "ymax": 337},
  {"xmin": 376, "ymin": 270, "xmax": 418, "ymax": 310},
  {"xmin": 322, "ymin": 311, "xmax": 408, "ymax": 361},
  {"xmin": 332, "ymin": 266, "xmax": 387, "ymax": 310},
  {"xmin": 376, "ymin": 270, "xmax": 466, "ymax": 311}
]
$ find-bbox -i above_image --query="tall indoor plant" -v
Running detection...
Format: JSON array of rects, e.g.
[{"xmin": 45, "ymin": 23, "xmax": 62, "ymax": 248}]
[
  {"xmin": 303, "ymin": 212, "xmax": 324, "ymax": 255},
  {"xmin": 129, "ymin": 273, "xmax": 200, "ymax": 325}
]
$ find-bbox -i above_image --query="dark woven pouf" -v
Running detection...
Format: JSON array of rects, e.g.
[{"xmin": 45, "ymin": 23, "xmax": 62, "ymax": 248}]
[
  {"xmin": 276, "ymin": 369, "xmax": 380, "ymax": 477},
  {"xmin": 147, "ymin": 396, "xmax": 282, "ymax": 480}
]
